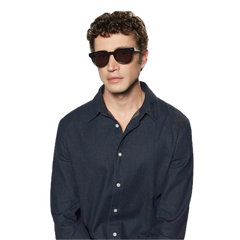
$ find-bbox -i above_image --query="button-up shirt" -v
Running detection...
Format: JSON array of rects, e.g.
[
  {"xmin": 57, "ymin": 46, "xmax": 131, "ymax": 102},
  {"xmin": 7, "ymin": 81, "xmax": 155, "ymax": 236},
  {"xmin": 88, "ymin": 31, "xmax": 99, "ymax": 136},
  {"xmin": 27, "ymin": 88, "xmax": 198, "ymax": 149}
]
[{"xmin": 50, "ymin": 81, "xmax": 193, "ymax": 239}]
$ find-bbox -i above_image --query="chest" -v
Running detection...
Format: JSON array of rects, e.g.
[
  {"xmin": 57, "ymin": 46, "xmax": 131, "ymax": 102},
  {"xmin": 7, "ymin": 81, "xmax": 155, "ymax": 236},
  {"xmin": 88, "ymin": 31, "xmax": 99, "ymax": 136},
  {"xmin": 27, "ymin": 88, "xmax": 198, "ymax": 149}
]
[
  {"xmin": 116, "ymin": 118, "xmax": 130, "ymax": 133},
  {"xmin": 112, "ymin": 110, "xmax": 139, "ymax": 133},
  {"xmin": 67, "ymin": 116, "xmax": 175, "ymax": 188}
]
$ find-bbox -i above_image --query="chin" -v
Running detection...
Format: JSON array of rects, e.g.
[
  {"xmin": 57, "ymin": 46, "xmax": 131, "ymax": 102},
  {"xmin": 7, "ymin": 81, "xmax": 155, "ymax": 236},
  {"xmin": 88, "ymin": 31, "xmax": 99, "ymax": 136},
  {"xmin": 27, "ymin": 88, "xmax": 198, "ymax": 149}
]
[
  {"xmin": 105, "ymin": 83, "xmax": 128, "ymax": 95},
  {"xmin": 106, "ymin": 79, "xmax": 138, "ymax": 94}
]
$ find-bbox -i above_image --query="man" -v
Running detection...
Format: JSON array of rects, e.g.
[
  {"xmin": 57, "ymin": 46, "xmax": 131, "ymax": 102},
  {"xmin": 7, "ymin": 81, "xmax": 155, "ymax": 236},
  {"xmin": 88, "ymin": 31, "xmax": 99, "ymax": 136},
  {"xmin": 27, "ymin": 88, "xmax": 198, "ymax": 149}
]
[{"xmin": 51, "ymin": 11, "xmax": 193, "ymax": 240}]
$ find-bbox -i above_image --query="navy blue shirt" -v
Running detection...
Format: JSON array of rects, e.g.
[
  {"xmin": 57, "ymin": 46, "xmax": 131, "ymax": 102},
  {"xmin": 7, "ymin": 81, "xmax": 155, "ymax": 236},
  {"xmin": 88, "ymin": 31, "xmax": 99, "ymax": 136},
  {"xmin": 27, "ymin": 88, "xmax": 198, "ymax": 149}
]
[{"xmin": 50, "ymin": 81, "xmax": 193, "ymax": 239}]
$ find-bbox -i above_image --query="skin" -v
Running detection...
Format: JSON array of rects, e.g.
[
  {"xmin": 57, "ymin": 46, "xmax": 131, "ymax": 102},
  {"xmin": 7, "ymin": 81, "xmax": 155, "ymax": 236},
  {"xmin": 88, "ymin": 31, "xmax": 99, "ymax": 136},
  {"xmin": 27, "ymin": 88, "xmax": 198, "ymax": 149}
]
[{"xmin": 94, "ymin": 33, "xmax": 149, "ymax": 131}]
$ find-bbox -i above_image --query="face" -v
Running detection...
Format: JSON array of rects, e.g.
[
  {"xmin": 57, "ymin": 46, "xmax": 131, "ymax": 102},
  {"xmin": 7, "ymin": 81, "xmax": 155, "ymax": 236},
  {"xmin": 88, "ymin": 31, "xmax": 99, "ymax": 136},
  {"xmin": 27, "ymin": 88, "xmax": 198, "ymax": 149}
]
[{"xmin": 93, "ymin": 33, "xmax": 148, "ymax": 95}]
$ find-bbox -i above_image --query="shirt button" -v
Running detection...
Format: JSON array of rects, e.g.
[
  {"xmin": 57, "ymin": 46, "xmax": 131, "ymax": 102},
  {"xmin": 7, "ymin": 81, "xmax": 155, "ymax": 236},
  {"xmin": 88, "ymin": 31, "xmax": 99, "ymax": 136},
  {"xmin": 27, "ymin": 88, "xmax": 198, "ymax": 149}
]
[
  {"xmin": 113, "ymin": 232, "xmax": 117, "ymax": 237},
  {"xmin": 118, "ymin": 152, "xmax": 122, "ymax": 157},
  {"xmin": 114, "ymin": 208, "xmax": 118, "ymax": 212},
  {"xmin": 115, "ymin": 123, "xmax": 119, "ymax": 128},
  {"xmin": 116, "ymin": 183, "xmax": 121, "ymax": 187}
]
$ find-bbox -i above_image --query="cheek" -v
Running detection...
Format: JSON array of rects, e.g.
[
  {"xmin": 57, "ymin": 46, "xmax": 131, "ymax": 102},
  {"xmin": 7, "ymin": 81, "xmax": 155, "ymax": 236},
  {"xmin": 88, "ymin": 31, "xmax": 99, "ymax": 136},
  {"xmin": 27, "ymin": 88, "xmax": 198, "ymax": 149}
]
[
  {"xmin": 125, "ymin": 63, "xmax": 141, "ymax": 79},
  {"xmin": 113, "ymin": 54, "xmax": 140, "ymax": 77}
]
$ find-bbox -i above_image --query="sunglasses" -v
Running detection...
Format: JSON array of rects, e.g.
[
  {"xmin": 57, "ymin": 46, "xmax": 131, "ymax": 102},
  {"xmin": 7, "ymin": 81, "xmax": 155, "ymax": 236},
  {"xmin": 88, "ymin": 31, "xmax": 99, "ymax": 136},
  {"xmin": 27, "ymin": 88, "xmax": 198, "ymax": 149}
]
[{"xmin": 89, "ymin": 47, "xmax": 141, "ymax": 68}]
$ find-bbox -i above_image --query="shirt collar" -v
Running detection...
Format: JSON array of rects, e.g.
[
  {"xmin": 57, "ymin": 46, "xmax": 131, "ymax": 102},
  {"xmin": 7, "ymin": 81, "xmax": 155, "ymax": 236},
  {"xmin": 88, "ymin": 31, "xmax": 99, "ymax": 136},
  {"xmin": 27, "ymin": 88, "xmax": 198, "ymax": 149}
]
[{"xmin": 87, "ymin": 81, "xmax": 159, "ymax": 122}]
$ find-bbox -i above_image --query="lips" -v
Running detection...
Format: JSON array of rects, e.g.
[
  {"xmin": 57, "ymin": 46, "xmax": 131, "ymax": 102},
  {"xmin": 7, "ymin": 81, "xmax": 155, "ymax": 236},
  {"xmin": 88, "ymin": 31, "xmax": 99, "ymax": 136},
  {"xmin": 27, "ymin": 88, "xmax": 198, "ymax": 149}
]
[
  {"xmin": 107, "ymin": 77, "xmax": 123, "ymax": 82},
  {"xmin": 107, "ymin": 77, "xmax": 123, "ymax": 80}
]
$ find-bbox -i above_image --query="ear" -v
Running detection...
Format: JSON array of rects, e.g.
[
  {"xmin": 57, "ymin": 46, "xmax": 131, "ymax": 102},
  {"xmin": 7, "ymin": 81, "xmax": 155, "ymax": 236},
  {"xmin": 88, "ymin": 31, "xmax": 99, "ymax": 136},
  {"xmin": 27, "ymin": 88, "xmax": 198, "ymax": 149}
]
[{"xmin": 140, "ymin": 49, "xmax": 149, "ymax": 69}]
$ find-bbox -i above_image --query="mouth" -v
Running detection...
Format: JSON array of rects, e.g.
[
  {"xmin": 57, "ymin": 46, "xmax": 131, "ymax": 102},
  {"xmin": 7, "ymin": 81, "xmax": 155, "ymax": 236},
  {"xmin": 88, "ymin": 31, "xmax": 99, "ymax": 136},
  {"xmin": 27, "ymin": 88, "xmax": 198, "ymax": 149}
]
[{"xmin": 107, "ymin": 77, "xmax": 123, "ymax": 83}]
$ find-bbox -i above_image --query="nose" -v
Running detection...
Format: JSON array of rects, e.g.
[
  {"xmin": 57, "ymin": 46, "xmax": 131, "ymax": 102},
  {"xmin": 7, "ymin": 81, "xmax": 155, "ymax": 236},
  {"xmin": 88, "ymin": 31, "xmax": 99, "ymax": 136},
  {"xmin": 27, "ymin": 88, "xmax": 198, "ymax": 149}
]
[{"xmin": 107, "ymin": 54, "xmax": 120, "ymax": 72}]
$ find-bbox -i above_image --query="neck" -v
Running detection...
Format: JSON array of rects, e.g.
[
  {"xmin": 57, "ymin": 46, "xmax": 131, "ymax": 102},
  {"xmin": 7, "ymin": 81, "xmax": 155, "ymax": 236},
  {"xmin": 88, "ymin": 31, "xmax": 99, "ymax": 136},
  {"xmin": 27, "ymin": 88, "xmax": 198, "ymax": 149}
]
[{"xmin": 103, "ymin": 80, "xmax": 145, "ymax": 119}]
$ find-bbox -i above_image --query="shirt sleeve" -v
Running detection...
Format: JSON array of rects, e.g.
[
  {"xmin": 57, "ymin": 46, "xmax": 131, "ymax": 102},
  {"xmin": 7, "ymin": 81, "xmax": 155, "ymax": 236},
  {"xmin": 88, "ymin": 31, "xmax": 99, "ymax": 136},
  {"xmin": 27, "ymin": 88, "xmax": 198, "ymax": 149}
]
[
  {"xmin": 150, "ymin": 119, "xmax": 194, "ymax": 239},
  {"xmin": 50, "ymin": 119, "xmax": 92, "ymax": 239}
]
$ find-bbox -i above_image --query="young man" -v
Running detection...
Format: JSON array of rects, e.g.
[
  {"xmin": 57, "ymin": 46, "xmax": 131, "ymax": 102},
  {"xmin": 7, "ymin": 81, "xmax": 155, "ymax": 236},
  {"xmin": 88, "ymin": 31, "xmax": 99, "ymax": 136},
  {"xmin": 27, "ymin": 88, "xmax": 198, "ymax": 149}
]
[{"xmin": 51, "ymin": 11, "xmax": 193, "ymax": 240}]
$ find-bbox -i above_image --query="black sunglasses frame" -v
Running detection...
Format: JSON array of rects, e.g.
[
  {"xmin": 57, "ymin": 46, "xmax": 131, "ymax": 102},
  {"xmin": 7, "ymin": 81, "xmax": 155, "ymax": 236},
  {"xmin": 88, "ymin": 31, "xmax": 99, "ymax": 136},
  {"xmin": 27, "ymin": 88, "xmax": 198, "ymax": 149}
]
[{"xmin": 89, "ymin": 47, "xmax": 141, "ymax": 68}]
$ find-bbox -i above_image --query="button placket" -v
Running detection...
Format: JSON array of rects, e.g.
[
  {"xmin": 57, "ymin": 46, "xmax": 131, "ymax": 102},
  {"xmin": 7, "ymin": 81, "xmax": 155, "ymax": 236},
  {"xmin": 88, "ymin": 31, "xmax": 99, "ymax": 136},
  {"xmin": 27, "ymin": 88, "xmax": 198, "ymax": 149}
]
[
  {"xmin": 108, "ymin": 126, "xmax": 127, "ymax": 239},
  {"xmin": 113, "ymin": 151, "xmax": 122, "ymax": 215}
]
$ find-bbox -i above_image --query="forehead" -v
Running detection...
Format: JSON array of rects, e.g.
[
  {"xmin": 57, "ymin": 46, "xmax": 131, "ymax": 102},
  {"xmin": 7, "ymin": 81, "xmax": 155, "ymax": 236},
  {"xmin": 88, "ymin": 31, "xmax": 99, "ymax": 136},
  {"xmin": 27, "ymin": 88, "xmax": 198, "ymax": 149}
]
[{"xmin": 94, "ymin": 33, "xmax": 137, "ymax": 51}]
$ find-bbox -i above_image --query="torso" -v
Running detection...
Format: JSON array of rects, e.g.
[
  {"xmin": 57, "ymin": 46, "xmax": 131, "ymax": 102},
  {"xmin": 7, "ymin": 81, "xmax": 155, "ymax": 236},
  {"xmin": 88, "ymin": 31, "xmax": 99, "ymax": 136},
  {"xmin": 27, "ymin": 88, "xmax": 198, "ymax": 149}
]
[
  {"xmin": 118, "ymin": 121, "xmax": 128, "ymax": 133},
  {"xmin": 110, "ymin": 108, "xmax": 140, "ymax": 133}
]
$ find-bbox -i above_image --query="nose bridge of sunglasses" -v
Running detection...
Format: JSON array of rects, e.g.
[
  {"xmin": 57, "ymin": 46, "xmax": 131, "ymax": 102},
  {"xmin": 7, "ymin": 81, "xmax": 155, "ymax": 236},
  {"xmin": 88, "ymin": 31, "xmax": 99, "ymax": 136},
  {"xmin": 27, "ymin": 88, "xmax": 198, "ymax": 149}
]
[{"xmin": 108, "ymin": 51, "xmax": 119, "ymax": 64}]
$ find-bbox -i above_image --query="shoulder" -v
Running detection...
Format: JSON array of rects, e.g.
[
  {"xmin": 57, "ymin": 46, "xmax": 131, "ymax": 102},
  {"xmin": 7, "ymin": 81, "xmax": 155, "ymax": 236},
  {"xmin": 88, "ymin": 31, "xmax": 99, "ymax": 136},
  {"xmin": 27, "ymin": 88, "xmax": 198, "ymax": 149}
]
[
  {"xmin": 156, "ymin": 97, "xmax": 191, "ymax": 130},
  {"xmin": 57, "ymin": 99, "xmax": 94, "ymax": 131}
]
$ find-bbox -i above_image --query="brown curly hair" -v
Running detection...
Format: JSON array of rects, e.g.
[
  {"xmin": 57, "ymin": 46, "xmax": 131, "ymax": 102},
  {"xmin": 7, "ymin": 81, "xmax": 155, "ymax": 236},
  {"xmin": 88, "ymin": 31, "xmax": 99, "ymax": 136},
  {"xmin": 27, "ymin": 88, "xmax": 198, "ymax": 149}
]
[{"xmin": 87, "ymin": 11, "xmax": 148, "ymax": 54}]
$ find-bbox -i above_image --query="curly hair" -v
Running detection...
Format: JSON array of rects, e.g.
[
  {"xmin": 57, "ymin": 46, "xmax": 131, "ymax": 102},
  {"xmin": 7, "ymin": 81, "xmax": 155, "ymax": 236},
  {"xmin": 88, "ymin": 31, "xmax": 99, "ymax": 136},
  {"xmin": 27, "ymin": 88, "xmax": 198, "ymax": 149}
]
[{"xmin": 87, "ymin": 11, "xmax": 148, "ymax": 54}]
